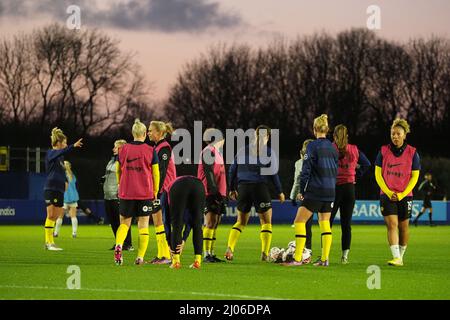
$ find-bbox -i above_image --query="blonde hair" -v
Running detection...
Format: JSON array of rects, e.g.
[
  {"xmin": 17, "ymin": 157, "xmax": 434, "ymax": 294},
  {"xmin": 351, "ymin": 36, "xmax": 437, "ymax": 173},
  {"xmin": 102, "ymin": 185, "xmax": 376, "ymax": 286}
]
[
  {"xmin": 149, "ymin": 121, "xmax": 174, "ymax": 138},
  {"xmin": 391, "ymin": 118, "xmax": 410, "ymax": 134},
  {"xmin": 114, "ymin": 139, "xmax": 127, "ymax": 148},
  {"xmin": 301, "ymin": 139, "xmax": 314, "ymax": 158},
  {"xmin": 313, "ymin": 114, "xmax": 329, "ymax": 134},
  {"xmin": 51, "ymin": 127, "xmax": 67, "ymax": 147},
  {"xmin": 132, "ymin": 119, "xmax": 147, "ymax": 138},
  {"xmin": 64, "ymin": 160, "xmax": 73, "ymax": 181},
  {"xmin": 333, "ymin": 124, "xmax": 348, "ymax": 157}
]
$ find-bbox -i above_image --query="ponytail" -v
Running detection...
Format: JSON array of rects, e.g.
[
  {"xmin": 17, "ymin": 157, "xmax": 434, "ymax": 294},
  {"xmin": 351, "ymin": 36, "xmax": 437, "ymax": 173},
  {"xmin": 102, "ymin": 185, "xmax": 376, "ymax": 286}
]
[
  {"xmin": 333, "ymin": 124, "xmax": 348, "ymax": 157},
  {"xmin": 150, "ymin": 121, "xmax": 174, "ymax": 138}
]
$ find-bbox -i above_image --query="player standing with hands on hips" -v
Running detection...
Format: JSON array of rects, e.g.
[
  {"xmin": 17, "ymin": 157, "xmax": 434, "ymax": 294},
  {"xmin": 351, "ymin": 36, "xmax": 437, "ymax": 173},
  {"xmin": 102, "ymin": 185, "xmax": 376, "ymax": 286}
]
[
  {"xmin": 375, "ymin": 119, "xmax": 420, "ymax": 267},
  {"xmin": 225, "ymin": 125, "xmax": 285, "ymax": 262}
]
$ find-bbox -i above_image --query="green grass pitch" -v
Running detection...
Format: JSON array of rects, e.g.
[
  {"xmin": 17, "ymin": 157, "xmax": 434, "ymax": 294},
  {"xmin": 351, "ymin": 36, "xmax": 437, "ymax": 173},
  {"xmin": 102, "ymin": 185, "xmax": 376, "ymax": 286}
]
[{"xmin": 0, "ymin": 224, "xmax": 449, "ymax": 300}]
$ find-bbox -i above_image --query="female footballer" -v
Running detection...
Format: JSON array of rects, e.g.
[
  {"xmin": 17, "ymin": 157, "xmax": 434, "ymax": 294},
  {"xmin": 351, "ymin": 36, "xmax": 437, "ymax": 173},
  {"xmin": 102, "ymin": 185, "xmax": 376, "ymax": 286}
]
[
  {"xmin": 282, "ymin": 114, "xmax": 338, "ymax": 267},
  {"xmin": 114, "ymin": 119, "xmax": 160, "ymax": 265},
  {"xmin": 43, "ymin": 128, "xmax": 83, "ymax": 250},
  {"xmin": 375, "ymin": 119, "xmax": 420, "ymax": 266},
  {"xmin": 198, "ymin": 128, "xmax": 227, "ymax": 263},
  {"xmin": 290, "ymin": 139, "xmax": 314, "ymax": 263},
  {"xmin": 225, "ymin": 125, "xmax": 285, "ymax": 262},
  {"xmin": 103, "ymin": 139, "xmax": 133, "ymax": 250},
  {"xmin": 146, "ymin": 120, "xmax": 176, "ymax": 265},
  {"xmin": 54, "ymin": 161, "xmax": 80, "ymax": 238},
  {"xmin": 164, "ymin": 175, "xmax": 206, "ymax": 269},
  {"xmin": 330, "ymin": 125, "xmax": 371, "ymax": 264}
]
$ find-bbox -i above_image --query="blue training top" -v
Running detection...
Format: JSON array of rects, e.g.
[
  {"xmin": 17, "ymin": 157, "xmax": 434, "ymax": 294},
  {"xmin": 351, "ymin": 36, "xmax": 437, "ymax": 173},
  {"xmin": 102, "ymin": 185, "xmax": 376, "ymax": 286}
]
[
  {"xmin": 64, "ymin": 174, "xmax": 79, "ymax": 204},
  {"xmin": 228, "ymin": 144, "xmax": 282, "ymax": 194},
  {"xmin": 299, "ymin": 138, "xmax": 338, "ymax": 202},
  {"xmin": 44, "ymin": 145, "xmax": 74, "ymax": 193}
]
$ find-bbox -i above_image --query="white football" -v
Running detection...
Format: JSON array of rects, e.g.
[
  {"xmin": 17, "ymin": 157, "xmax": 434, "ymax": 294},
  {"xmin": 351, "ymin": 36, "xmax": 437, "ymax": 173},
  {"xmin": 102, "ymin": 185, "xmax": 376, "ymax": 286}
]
[
  {"xmin": 282, "ymin": 245, "xmax": 296, "ymax": 262},
  {"xmin": 287, "ymin": 240, "xmax": 296, "ymax": 249},
  {"xmin": 269, "ymin": 247, "xmax": 282, "ymax": 262}
]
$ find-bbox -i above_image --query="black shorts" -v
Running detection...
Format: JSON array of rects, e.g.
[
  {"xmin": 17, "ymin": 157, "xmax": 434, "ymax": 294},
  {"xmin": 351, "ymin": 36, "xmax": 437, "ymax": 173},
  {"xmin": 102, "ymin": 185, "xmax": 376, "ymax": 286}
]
[
  {"xmin": 119, "ymin": 199, "xmax": 158, "ymax": 218},
  {"xmin": 44, "ymin": 190, "xmax": 64, "ymax": 208},
  {"xmin": 204, "ymin": 195, "xmax": 227, "ymax": 215},
  {"xmin": 423, "ymin": 198, "xmax": 432, "ymax": 209},
  {"xmin": 380, "ymin": 194, "xmax": 413, "ymax": 221},
  {"xmin": 301, "ymin": 198, "xmax": 333, "ymax": 213},
  {"xmin": 237, "ymin": 183, "xmax": 272, "ymax": 213}
]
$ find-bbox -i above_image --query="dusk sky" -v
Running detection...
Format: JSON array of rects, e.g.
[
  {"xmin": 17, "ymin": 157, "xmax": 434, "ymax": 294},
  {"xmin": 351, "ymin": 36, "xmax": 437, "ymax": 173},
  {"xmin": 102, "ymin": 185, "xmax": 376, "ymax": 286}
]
[{"xmin": 1, "ymin": 0, "xmax": 449, "ymax": 100}]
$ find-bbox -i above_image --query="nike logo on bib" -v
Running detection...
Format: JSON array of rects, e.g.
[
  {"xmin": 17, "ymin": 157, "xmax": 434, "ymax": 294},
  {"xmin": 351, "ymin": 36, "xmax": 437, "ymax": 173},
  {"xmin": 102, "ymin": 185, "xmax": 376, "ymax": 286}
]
[
  {"xmin": 126, "ymin": 157, "xmax": 141, "ymax": 163},
  {"xmin": 387, "ymin": 163, "xmax": 402, "ymax": 168}
]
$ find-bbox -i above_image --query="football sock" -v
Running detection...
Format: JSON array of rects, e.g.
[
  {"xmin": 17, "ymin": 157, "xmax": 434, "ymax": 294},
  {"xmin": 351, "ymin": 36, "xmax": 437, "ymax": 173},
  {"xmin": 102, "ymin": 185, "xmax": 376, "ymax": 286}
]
[
  {"xmin": 228, "ymin": 222, "xmax": 244, "ymax": 252},
  {"xmin": 116, "ymin": 224, "xmax": 130, "ymax": 247},
  {"xmin": 211, "ymin": 228, "xmax": 217, "ymax": 255},
  {"xmin": 137, "ymin": 228, "xmax": 149, "ymax": 259},
  {"xmin": 54, "ymin": 217, "xmax": 63, "ymax": 235},
  {"xmin": 71, "ymin": 217, "xmax": 78, "ymax": 235},
  {"xmin": 319, "ymin": 220, "xmax": 332, "ymax": 261},
  {"xmin": 260, "ymin": 224, "xmax": 273, "ymax": 256},
  {"xmin": 172, "ymin": 254, "xmax": 180, "ymax": 264},
  {"xmin": 399, "ymin": 245, "xmax": 407, "ymax": 259},
  {"xmin": 342, "ymin": 249, "xmax": 350, "ymax": 259},
  {"xmin": 294, "ymin": 222, "xmax": 306, "ymax": 262},
  {"xmin": 203, "ymin": 227, "xmax": 215, "ymax": 256},
  {"xmin": 155, "ymin": 225, "xmax": 170, "ymax": 258},
  {"xmin": 195, "ymin": 254, "xmax": 202, "ymax": 266},
  {"xmin": 45, "ymin": 218, "xmax": 56, "ymax": 244},
  {"xmin": 390, "ymin": 244, "xmax": 400, "ymax": 259}
]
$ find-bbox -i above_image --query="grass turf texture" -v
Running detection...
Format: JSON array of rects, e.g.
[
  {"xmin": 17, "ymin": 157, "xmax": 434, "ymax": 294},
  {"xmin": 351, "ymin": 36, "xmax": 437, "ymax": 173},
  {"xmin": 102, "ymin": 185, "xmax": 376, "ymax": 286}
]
[{"xmin": 0, "ymin": 224, "xmax": 449, "ymax": 300}]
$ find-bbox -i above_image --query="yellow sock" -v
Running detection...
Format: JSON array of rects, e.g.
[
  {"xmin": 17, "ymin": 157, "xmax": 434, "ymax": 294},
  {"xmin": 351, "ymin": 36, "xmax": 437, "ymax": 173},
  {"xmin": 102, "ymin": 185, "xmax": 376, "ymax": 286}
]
[
  {"xmin": 227, "ymin": 222, "xmax": 244, "ymax": 252},
  {"xmin": 116, "ymin": 224, "xmax": 129, "ymax": 247},
  {"xmin": 137, "ymin": 228, "xmax": 149, "ymax": 259},
  {"xmin": 45, "ymin": 218, "xmax": 56, "ymax": 244},
  {"xmin": 195, "ymin": 254, "xmax": 202, "ymax": 266},
  {"xmin": 203, "ymin": 227, "xmax": 214, "ymax": 255},
  {"xmin": 260, "ymin": 224, "xmax": 273, "ymax": 255},
  {"xmin": 211, "ymin": 228, "xmax": 217, "ymax": 254},
  {"xmin": 294, "ymin": 222, "xmax": 306, "ymax": 262},
  {"xmin": 319, "ymin": 220, "xmax": 332, "ymax": 261},
  {"xmin": 155, "ymin": 225, "xmax": 170, "ymax": 258},
  {"xmin": 172, "ymin": 254, "xmax": 180, "ymax": 264}
]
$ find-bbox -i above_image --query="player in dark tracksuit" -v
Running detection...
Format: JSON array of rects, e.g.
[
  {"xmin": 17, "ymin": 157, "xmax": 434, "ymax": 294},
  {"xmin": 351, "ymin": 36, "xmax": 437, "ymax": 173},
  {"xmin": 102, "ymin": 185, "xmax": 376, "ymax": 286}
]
[
  {"xmin": 43, "ymin": 127, "xmax": 83, "ymax": 251},
  {"xmin": 164, "ymin": 176, "xmax": 205, "ymax": 269},
  {"xmin": 330, "ymin": 125, "xmax": 371, "ymax": 264},
  {"xmin": 225, "ymin": 125, "xmax": 285, "ymax": 262},
  {"xmin": 413, "ymin": 173, "xmax": 436, "ymax": 226},
  {"xmin": 282, "ymin": 114, "xmax": 338, "ymax": 267}
]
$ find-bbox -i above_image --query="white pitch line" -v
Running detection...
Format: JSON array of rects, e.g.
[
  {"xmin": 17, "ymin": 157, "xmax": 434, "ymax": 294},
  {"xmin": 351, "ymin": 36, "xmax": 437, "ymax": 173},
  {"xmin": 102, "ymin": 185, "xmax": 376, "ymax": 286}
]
[{"xmin": 0, "ymin": 285, "xmax": 287, "ymax": 300}]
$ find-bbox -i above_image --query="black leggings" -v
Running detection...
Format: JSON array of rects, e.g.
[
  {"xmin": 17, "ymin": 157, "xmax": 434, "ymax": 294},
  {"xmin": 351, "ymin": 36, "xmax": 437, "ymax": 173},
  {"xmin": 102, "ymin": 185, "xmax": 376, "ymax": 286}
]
[
  {"xmin": 104, "ymin": 199, "xmax": 132, "ymax": 247},
  {"xmin": 167, "ymin": 177, "xmax": 205, "ymax": 255},
  {"xmin": 330, "ymin": 183, "xmax": 355, "ymax": 251}
]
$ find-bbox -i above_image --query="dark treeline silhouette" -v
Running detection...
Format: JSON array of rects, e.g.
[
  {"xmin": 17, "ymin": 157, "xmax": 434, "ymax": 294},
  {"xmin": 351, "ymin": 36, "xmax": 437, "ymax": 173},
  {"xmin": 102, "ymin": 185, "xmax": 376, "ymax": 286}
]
[{"xmin": 1, "ymin": 25, "xmax": 449, "ymax": 199}]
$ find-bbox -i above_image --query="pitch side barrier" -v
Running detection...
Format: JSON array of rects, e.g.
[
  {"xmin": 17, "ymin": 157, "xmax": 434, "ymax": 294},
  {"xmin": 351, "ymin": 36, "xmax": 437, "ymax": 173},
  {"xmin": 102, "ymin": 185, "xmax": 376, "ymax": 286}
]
[{"xmin": 0, "ymin": 199, "xmax": 449, "ymax": 225}]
